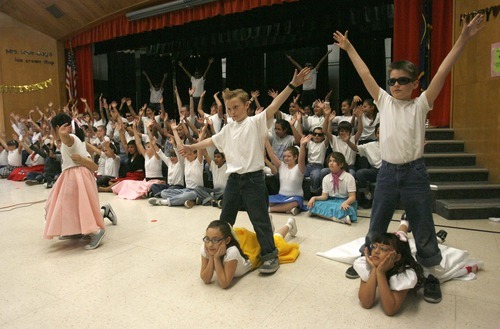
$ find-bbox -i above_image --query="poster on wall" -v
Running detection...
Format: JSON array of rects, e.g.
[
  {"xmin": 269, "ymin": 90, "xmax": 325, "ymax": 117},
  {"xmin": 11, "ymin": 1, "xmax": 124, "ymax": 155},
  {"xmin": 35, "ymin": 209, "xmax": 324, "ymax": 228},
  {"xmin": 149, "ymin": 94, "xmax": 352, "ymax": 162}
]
[{"xmin": 492, "ymin": 42, "xmax": 500, "ymax": 78}]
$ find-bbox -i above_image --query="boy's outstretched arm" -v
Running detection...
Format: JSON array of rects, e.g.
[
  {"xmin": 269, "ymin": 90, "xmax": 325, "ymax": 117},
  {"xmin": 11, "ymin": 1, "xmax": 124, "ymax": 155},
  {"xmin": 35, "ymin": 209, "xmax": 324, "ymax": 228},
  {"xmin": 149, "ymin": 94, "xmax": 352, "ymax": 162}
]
[
  {"xmin": 266, "ymin": 68, "xmax": 311, "ymax": 120},
  {"xmin": 333, "ymin": 31, "xmax": 380, "ymax": 101},
  {"xmin": 425, "ymin": 14, "xmax": 484, "ymax": 106}
]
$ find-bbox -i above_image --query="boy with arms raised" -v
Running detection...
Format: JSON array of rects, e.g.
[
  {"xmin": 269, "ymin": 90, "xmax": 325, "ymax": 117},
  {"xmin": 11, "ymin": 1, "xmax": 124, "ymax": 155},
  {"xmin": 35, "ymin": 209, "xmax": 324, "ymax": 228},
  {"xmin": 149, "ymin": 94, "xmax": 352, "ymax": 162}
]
[
  {"xmin": 181, "ymin": 68, "xmax": 310, "ymax": 274},
  {"xmin": 334, "ymin": 14, "xmax": 485, "ymax": 302}
]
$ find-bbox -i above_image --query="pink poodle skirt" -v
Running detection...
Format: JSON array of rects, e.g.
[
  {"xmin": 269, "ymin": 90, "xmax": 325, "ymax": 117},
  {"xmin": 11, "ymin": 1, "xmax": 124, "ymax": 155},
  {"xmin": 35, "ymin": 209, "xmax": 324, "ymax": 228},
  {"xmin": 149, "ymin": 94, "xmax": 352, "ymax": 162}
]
[
  {"xmin": 44, "ymin": 166, "xmax": 104, "ymax": 239},
  {"xmin": 111, "ymin": 178, "xmax": 163, "ymax": 200}
]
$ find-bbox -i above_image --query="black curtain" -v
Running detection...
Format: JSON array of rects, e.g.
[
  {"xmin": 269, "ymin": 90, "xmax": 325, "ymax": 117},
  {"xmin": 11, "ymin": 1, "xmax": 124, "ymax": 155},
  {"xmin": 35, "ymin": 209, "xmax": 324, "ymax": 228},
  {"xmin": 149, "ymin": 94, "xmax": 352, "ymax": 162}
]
[
  {"xmin": 339, "ymin": 37, "xmax": 386, "ymax": 102},
  {"xmin": 225, "ymin": 51, "xmax": 264, "ymax": 96},
  {"xmin": 106, "ymin": 52, "xmax": 135, "ymax": 107}
]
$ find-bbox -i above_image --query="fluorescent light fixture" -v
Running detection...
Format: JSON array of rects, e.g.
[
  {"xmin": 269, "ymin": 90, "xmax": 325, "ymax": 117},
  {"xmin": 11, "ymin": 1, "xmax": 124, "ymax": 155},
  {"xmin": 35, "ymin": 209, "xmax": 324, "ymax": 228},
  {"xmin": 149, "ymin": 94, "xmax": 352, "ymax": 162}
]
[{"xmin": 126, "ymin": 0, "xmax": 218, "ymax": 21}]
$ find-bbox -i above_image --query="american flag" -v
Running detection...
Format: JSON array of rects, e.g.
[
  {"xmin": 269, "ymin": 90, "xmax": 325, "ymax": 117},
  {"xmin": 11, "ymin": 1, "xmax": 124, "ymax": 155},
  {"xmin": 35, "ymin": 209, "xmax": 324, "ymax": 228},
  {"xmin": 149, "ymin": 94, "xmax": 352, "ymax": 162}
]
[{"xmin": 65, "ymin": 47, "xmax": 77, "ymax": 101}]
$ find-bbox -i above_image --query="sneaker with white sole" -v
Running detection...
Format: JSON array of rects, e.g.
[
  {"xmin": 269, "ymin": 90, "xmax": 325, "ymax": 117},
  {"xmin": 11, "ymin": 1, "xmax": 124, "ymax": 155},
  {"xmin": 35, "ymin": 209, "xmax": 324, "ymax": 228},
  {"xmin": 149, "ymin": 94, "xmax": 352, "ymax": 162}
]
[
  {"xmin": 345, "ymin": 266, "xmax": 359, "ymax": 279},
  {"xmin": 424, "ymin": 274, "xmax": 442, "ymax": 303},
  {"xmin": 287, "ymin": 217, "xmax": 298, "ymax": 237},
  {"xmin": 84, "ymin": 229, "xmax": 106, "ymax": 250},
  {"xmin": 184, "ymin": 200, "xmax": 195, "ymax": 209},
  {"xmin": 25, "ymin": 179, "xmax": 41, "ymax": 186},
  {"xmin": 331, "ymin": 216, "xmax": 351, "ymax": 225},
  {"xmin": 289, "ymin": 206, "xmax": 300, "ymax": 216},
  {"xmin": 259, "ymin": 257, "xmax": 280, "ymax": 274},
  {"xmin": 148, "ymin": 197, "xmax": 170, "ymax": 206},
  {"xmin": 101, "ymin": 203, "xmax": 117, "ymax": 225}
]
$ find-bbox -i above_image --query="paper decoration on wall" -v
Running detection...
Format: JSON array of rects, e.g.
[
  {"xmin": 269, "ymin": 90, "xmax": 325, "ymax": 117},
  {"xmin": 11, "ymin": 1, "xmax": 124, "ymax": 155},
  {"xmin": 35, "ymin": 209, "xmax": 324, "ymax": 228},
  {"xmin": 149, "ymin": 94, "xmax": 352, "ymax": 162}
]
[
  {"xmin": 0, "ymin": 79, "xmax": 52, "ymax": 93},
  {"xmin": 460, "ymin": 5, "xmax": 500, "ymax": 25},
  {"xmin": 492, "ymin": 42, "xmax": 500, "ymax": 78}
]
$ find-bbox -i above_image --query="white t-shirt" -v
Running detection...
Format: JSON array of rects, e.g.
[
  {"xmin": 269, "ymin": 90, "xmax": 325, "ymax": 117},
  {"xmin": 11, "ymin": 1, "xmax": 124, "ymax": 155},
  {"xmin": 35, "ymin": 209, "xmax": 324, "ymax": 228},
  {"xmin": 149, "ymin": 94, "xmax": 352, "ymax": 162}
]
[
  {"xmin": 357, "ymin": 141, "xmax": 382, "ymax": 169},
  {"xmin": 332, "ymin": 115, "xmax": 354, "ymax": 125},
  {"xmin": 190, "ymin": 77, "xmax": 205, "ymax": 97},
  {"xmin": 184, "ymin": 157, "xmax": 204, "ymax": 189},
  {"xmin": 200, "ymin": 245, "xmax": 252, "ymax": 278},
  {"xmin": 7, "ymin": 150, "xmax": 22, "ymax": 167},
  {"xmin": 278, "ymin": 163, "xmax": 304, "ymax": 197},
  {"xmin": 61, "ymin": 134, "xmax": 91, "ymax": 171},
  {"xmin": 101, "ymin": 153, "xmax": 120, "ymax": 177},
  {"xmin": 157, "ymin": 149, "xmax": 184, "ymax": 186},
  {"xmin": 270, "ymin": 134, "xmax": 295, "ymax": 161},
  {"xmin": 307, "ymin": 140, "xmax": 327, "ymax": 165},
  {"xmin": 150, "ymin": 87, "xmax": 163, "ymax": 104},
  {"xmin": 321, "ymin": 171, "xmax": 356, "ymax": 198},
  {"xmin": 26, "ymin": 153, "xmax": 44, "ymax": 167},
  {"xmin": 0, "ymin": 149, "xmax": 8, "ymax": 166},
  {"xmin": 376, "ymin": 88, "xmax": 430, "ymax": 164},
  {"xmin": 211, "ymin": 161, "xmax": 229, "ymax": 190},
  {"xmin": 353, "ymin": 256, "xmax": 418, "ymax": 291},
  {"xmin": 329, "ymin": 135, "xmax": 357, "ymax": 166},
  {"xmin": 359, "ymin": 114, "xmax": 380, "ymax": 141},
  {"xmin": 212, "ymin": 111, "xmax": 272, "ymax": 174},
  {"xmin": 303, "ymin": 115, "xmax": 325, "ymax": 132},
  {"xmin": 145, "ymin": 153, "xmax": 163, "ymax": 178},
  {"xmin": 302, "ymin": 69, "xmax": 318, "ymax": 91}
]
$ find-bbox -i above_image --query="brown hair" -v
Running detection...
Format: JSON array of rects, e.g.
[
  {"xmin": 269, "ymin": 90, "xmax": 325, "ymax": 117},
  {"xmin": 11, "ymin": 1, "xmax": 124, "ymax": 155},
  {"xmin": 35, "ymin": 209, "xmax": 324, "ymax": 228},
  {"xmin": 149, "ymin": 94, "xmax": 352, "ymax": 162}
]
[{"xmin": 222, "ymin": 88, "xmax": 249, "ymax": 103}]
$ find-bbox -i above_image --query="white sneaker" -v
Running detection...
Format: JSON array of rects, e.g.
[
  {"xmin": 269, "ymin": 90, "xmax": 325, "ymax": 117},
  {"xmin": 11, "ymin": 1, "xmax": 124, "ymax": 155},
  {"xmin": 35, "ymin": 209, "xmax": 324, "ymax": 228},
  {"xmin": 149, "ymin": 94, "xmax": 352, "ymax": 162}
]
[
  {"xmin": 101, "ymin": 203, "xmax": 117, "ymax": 225},
  {"xmin": 287, "ymin": 217, "xmax": 298, "ymax": 237},
  {"xmin": 344, "ymin": 215, "xmax": 352, "ymax": 225},
  {"xmin": 148, "ymin": 197, "xmax": 170, "ymax": 206},
  {"xmin": 364, "ymin": 191, "xmax": 373, "ymax": 200},
  {"xmin": 184, "ymin": 200, "xmax": 195, "ymax": 209}
]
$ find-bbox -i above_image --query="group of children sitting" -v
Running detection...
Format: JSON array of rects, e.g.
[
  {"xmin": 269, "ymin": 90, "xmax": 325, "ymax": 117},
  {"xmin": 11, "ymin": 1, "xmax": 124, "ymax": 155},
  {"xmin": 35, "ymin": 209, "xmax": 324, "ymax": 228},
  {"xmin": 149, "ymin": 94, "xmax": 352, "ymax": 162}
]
[{"xmin": 1, "ymin": 86, "xmax": 381, "ymax": 227}]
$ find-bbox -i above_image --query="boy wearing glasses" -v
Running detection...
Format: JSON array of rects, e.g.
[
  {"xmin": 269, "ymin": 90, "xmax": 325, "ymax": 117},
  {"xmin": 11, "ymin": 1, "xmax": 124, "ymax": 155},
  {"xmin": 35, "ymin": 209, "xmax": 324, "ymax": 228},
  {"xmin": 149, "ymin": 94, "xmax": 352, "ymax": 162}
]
[
  {"xmin": 303, "ymin": 126, "xmax": 329, "ymax": 195},
  {"xmin": 333, "ymin": 14, "xmax": 485, "ymax": 304}
]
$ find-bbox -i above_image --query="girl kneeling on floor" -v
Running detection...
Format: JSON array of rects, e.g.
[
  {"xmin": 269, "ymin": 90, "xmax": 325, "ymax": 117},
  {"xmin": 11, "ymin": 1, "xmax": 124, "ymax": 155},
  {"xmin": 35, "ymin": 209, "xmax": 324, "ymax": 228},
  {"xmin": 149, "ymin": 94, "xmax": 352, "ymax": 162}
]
[{"xmin": 307, "ymin": 152, "xmax": 357, "ymax": 224}]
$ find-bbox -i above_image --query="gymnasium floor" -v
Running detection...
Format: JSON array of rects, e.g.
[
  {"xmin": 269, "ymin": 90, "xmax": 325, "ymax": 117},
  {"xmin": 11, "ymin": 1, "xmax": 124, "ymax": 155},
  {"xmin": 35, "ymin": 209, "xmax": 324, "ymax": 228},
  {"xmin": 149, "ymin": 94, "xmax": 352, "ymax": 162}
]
[{"xmin": 1, "ymin": 179, "xmax": 498, "ymax": 329}]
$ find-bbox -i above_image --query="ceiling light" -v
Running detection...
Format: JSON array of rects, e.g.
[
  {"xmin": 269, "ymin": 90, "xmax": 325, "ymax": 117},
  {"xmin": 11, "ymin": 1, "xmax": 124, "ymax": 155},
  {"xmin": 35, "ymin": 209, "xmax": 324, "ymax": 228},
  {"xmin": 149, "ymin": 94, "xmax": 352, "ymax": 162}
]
[{"xmin": 126, "ymin": 0, "xmax": 218, "ymax": 21}]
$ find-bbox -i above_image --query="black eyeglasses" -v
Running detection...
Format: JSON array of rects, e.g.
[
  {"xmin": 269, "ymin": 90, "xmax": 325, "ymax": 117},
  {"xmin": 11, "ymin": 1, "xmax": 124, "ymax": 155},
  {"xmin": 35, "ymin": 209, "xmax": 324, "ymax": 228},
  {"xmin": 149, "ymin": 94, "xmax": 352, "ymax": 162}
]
[
  {"xmin": 387, "ymin": 77, "xmax": 413, "ymax": 86},
  {"xmin": 203, "ymin": 236, "xmax": 225, "ymax": 244},
  {"xmin": 312, "ymin": 132, "xmax": 324, "ymax": 137}
]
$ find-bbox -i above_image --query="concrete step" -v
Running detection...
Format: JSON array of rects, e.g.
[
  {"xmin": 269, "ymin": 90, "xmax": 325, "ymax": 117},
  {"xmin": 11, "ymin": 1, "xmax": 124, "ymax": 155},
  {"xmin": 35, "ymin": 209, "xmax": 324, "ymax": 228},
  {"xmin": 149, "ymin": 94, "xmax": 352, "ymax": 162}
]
[
  {"xmin": 425, "ymin": 128, "xmax": 454, "ymax": 140},
  {"xmin": 431, "ymin": 181, "xmax": 500, "ymax": 200},
  {"xmin": 424, "ymin": 153, "xmax": 476, "ymax": 166},
  {"xmin": 435, "ymin": 198, "xmax": 500, "ymax": 219},
  {"xmin": 424, "ymin": 140, "xmax": 465, "ymax": 153},
  {"xmin": 427, "ymin": 167, "xmax": 489, "ymax": 182}
]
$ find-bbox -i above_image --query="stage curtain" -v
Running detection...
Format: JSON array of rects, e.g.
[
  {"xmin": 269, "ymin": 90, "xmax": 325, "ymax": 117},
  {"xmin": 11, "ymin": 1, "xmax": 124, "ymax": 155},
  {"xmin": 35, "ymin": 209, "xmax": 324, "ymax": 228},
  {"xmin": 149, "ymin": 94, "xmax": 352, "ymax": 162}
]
[
  {"xmin": 429, "ymin": 0, "xmax": 452, "ymax": 127},
  {"xmin": 65, "ymin": 0, "xmax": 298, "ymax": 48},
  {"xmin": 393, "ymin": 0, "xmax": 452, "ymax": 127},
  {"xmin": 74, "ymin": 45, "xmax": 94, "ymax": 112}
]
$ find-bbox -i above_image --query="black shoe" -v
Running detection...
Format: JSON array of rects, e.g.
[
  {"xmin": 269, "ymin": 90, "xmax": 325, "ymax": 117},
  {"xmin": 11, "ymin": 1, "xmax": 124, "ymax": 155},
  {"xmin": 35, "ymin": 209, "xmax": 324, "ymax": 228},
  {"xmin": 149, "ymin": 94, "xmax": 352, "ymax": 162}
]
[
  {"xmin": 436, "ymin": 230, "xmax": 448, "ymax": 244},
  {"xmin": 424, "ymin": 274, "xmax": 442, "ymax": 303},
  {"xmin": 345, "ymin": 266, "xmax": 359, "ymax": 279}
]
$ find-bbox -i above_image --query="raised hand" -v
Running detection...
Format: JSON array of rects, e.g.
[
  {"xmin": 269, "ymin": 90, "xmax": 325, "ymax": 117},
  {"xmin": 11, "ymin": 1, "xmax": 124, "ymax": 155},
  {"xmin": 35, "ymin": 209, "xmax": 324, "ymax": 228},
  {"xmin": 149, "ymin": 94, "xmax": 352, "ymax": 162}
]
[
  {"xmin": 267, "ymin": 89, "xmax": 278, "ymax": 99},
  {"xmin": 290, "ymin": 67, "xmax": 311, "ymax": 87},
  {"xmin": 461, "ymin": 13, "xmax": 485, "ymax": 41},
  {"xmin": 333, "ymin": 30, "xmax": 352, "ymax": 51}
]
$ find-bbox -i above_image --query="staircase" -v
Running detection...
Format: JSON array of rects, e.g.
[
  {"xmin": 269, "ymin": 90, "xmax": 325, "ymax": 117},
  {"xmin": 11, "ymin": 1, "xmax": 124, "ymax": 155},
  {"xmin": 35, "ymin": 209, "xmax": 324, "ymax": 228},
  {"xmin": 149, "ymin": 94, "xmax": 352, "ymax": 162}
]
[{"xmin": 424, "ymin": 128, "xmax": 500, "ymax": 220}]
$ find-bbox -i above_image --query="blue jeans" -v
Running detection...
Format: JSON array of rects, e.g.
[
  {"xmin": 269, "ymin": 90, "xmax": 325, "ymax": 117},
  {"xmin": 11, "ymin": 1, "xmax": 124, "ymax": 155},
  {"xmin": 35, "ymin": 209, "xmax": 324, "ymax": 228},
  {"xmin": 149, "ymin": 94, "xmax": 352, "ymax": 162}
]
[
  {"xmin": 160, "ymin": 188, "xmax": 197, "ymax": 206},
  {"xmin": 355, "ymin": 167, "xmax": 379, "ymax": 191},
  {"xmin": 194, "ymin": 186, "xmax": 224, "ymax": 205},
  {"xmin": 366, "ymin": 159, "xmax": 442, "ymax": 267},
  {"xmin": 305, "ymin": 163, "xmax": 324, "ymax": 193},
  {"xmin": 220, "ymin": 171, "xmax": 278, "ymax": 261}
]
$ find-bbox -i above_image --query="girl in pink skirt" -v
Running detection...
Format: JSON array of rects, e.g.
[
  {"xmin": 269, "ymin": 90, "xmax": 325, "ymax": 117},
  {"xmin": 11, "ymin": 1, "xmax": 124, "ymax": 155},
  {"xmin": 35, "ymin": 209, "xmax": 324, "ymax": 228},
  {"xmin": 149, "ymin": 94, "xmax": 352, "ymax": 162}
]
[{"xmin": 44, "ymin": 113, "xmax": 116, "ymax": 250}]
